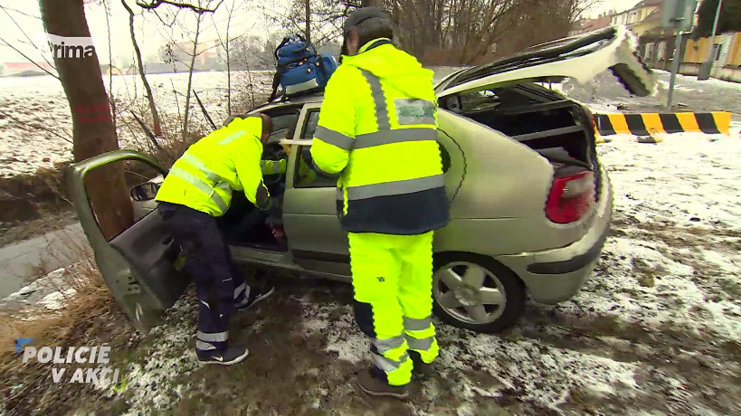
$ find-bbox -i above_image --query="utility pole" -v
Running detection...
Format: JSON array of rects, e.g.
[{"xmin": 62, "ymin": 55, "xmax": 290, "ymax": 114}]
[
  {"xmin": 697, "ymin": 0, "xmax": 723, "ymax": 80},
  {"xmin": 662, "ymin": 0, "xmax": 697, "ymax": 108}
]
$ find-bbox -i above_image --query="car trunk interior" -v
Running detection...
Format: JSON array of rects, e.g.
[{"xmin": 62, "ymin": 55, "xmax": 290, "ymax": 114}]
[{"xmin": 439, "ymin": 81, "xmax": 601, "ymax": 197}]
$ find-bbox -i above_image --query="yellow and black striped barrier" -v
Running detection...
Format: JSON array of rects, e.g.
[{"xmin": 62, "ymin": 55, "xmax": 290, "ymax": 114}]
[{"xmin": 594, "ymin": 112, "xmax": 732, "ymax": 136}]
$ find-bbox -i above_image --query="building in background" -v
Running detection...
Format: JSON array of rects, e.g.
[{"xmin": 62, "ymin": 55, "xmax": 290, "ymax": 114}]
[
  {"xmin": 681, "ymin": 33, "xmax": 741, "ymax": 82},
  {"xmin": 611, "ymin": 0, "xmax": 666, "ymax": 37},
  {"xmin": 569, "ymin": 13, "xmax": 612, "ymax": 36}
]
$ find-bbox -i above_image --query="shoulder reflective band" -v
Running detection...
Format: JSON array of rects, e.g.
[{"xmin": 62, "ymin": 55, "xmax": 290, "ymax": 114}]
[
  {"xmin": 218, "ymin": 131, "xmax": 247, "ymax": 145},
  {"xmin": 354, "ymin": 128, "xmax": 437, "ymax": 149},
  {"xmin": 196, "ymin": 330, "xmax": 229, "ymax": 342},
  {"xmin": 359, "ymin": 69, "xmax": 390, "ymax": 131},
  {"xmin": 395, "ymin": 98, "xmax": 435, "ymax": 125},
  {"xmin": 168, "ymin": 167, "xmax": 229, "ymax": 213},
  {"xmin": 345, "ymin": 174, "xmax": 444, "ymax": 200},
  {"xmin": 314, "ymin": 126, "xmax": 354, "ymax": 151},
  {"xmin": 181, "ymin": 153, "xmax": 220, "ymax": 184}
]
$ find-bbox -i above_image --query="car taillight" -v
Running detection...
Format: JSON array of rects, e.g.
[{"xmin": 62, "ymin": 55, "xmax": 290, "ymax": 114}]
[{"xmin": 545, "ymin": 172, "xmax": 595, "ymax": 224}]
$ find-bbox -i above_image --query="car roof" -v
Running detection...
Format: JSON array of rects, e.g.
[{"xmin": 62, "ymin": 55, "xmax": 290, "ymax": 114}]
[{"xmin": 252, "ymin": 92, "xmax": 324, "ymax": 113}]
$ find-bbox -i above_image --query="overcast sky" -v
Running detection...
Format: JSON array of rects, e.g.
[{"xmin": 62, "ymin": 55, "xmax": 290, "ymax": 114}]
[{"xmin": 0, "ymin": 0, "xmax": 641, "ymax": 66}]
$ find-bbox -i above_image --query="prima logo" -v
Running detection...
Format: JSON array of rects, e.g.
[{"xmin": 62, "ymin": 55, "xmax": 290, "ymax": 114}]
[{"xmin": 37, "ymin": 33, "xmax": 96, "ymax": 59}]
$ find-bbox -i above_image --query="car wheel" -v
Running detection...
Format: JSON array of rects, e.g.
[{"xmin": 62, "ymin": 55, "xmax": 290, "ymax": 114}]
[{"xmin": 432, "ymin": 254, "xmax": 525, "ymax": 333}]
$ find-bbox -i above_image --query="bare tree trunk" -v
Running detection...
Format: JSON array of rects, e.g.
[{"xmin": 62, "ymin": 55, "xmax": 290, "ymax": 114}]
[
  {"xmin": 225, "ymin": 18, "xmax": 232, "ymax": 115},
  {"xmin": 104, "ymin": 0, "xmax": 116, "ymax": 136},
  {"xmin": 182, "ymin": 11, "xmax": 203, "ymax": 138},
  {"xmin": 304, "ymin": 0, "xmax": 311, "ymax": 43},
  {"xmin": 38, "ymin": 0, "xmax": 133, "ymax": 239},
  {"xmin": 122, "ymin": 0, "xmax": 162, "ymax": 136}
]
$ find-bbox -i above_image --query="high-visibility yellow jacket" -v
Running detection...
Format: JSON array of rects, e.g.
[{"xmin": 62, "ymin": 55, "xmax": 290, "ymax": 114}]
[
  {"xmin": 310, "ymin": 39, "xmax": 450, "ymax": 235},
  {"xmin": 155, "ymin": 116, "xmax": 274, "ymax": 217}
]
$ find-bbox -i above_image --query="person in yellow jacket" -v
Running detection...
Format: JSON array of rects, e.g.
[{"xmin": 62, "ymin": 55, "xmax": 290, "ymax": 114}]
[
  {"xmin": 310, "ymin": 8, "xmax": 450, "ymax": 398},
  {"xmin": 155, "ymin": 114, "xmax": 278, "ymax": 366}
]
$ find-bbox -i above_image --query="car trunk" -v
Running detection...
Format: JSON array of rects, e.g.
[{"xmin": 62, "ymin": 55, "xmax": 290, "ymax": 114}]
[
  {"xmin": 436, "ymin": 25, "xmax": 655, "ymax": 224},
  {"xmin": 441, "ymin": 81, "xmax": 601, "ymax": 196}
]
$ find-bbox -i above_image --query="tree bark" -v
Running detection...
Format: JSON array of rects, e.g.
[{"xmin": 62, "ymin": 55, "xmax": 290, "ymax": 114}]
[
  {"xmin": 304, "ymin": 0, "xmax": 311, "ymax": 43},
  {"xmin": 122, "ymin": 0, "xmax": 162, "ymax": 137},
  {"xmin": 38, "ymin": 0, "xmax": 133, "ymax": 240}
]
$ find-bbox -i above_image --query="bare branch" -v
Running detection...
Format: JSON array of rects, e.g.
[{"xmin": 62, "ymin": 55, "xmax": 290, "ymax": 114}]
[
  {"xmin": 136, "ymin": 0, "xmax": 224, "ymax": 14},
  {"xmin": 0, "ymin": 5, "xmax": 42, "ymax": 20},
  {"xmin": 0, "ymin": 5, "xmax": 58, "ymax": 74}
]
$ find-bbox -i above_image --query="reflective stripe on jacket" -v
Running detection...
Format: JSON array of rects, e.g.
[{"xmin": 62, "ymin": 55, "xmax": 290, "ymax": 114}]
[
  {"xmin": 155, "ymin": 116, "xmax": 271, "ymax": 217},
  {"xmin": 310, "ymin": 39, "xmax": 450, "ymax": 234}
]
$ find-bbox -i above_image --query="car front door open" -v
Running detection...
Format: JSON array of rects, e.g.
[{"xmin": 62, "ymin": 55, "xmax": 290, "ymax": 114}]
[{"xmin": 67, "ymin": 150, "xmax": 189, "ymax": 331}]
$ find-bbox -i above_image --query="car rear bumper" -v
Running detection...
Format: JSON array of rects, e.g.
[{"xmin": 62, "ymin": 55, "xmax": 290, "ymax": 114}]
[{"xmin": 495, "ymin": 166, "xmax": 612, "ymax": 304}]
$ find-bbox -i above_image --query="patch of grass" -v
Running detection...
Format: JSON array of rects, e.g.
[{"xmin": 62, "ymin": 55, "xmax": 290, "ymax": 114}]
[{"xmin": 0, "ymin": 248, "xmax": 136, "ymax": 416}]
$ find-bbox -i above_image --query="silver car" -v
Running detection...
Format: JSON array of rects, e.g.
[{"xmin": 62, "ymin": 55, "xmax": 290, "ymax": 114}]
[{"xmin": 68, "ymin": 27, "xmax": 654, "ymax": 332}]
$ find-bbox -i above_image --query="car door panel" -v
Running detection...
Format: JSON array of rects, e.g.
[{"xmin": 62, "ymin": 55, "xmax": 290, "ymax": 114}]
[
  {"xmin": 67, "ymin": 150, "xmax": 186, "ymax": 331},
  {"xmin": 282, "ymin": 104, "xmax": 351, "ymax": 268}
]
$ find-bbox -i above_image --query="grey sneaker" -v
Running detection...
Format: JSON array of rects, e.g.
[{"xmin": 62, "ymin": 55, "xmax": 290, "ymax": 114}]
[
  {"xmin": 197, "ymin": 346, "xmax": 249, "ymax": 366},
  {"xmin": 357, "ymin": 369, "xmax": 409, "ymax": 399},
  {"xmin": 236, "ymin": 286, "xmax": 275, "ymax": 312}
]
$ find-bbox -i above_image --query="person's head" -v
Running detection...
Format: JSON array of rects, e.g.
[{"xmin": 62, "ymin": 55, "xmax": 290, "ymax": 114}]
[
  {"xmin": 258, "ymin": 113, "xmax": 272, "ymax": 144},
  {"xmin": 343, "ymin": 7, "xmax": 394, "ymax": 56}
]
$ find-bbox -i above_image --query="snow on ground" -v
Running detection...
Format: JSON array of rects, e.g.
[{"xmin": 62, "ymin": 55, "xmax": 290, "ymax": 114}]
[
  {"xmin": 0, "ymin": 70, "xmax": 273, "ymax": 178},
  {"xmin": 105, "ymin": 127, "xmax": 741, "ymax": 415}
]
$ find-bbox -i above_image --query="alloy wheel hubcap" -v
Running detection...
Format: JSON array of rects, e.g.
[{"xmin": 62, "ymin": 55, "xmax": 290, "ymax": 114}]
[{"xmin": 433, "ymin": 261, "xmax": 507, "ymax": 324}]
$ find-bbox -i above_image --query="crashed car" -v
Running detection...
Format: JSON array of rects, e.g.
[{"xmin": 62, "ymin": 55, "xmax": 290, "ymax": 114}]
[{"xmin": 68, "ymin": 27, "xmax": 655, "ymax": 332}]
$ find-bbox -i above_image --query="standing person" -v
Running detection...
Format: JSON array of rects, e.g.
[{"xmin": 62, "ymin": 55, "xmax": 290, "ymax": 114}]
[
  {"xmin": 155, "ymin": 114, "xmax": 277, "ymax": 366},
  {"xmin": 310, "ymin": 8, "xmax": 450, "ymax": 398}
]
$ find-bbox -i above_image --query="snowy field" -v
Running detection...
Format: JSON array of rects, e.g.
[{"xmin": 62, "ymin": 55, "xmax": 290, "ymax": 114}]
[{"xmin": 0, "ymin": 70, "xmax": 274, "ymax": 178}]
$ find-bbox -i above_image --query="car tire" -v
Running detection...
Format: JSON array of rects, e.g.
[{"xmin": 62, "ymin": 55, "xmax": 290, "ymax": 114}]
[{"xmin": 432, "ymin": 254, "xmax": 525, "ymax": 333}]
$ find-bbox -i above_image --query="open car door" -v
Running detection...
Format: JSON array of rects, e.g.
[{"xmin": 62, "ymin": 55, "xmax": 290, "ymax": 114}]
[
  {"xmin": 67, "ymin": 150, "xmax": 188, "ymax": 331},
  {"xmin": 435, "ymin": 26, "xmax": 655, "ymax": 100}
]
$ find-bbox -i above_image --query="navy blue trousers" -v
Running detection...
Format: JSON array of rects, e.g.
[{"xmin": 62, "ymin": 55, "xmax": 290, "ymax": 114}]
[{"xmin": 157, "ymin": 202, "xmax": 247, "ymax": 353}]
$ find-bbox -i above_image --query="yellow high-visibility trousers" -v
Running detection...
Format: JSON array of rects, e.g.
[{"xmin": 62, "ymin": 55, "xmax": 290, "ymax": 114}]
[{"xmin": 348, "ymin": 231, "xmax": 439, "ymax": 386}]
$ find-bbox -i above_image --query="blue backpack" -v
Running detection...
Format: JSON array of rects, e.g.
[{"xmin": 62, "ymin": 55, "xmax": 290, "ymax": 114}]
[{"xmin": 269, "ymin": 35, "xmax": 338, "ymax": 101}]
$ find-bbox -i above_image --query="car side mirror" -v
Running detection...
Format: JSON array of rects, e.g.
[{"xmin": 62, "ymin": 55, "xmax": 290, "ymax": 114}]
[{"xmin": 130, "ymin": 182, "xmax": 159, "ymax": 201}]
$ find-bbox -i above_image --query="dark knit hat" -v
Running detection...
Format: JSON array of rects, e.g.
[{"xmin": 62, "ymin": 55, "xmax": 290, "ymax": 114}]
[{"xmin": 343, "ymin": 7, "xmax": 391, "ymax": 35}]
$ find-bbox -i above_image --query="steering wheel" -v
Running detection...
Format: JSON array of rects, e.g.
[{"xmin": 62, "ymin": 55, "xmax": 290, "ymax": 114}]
[{"xmin": 262, "ymin": 141, "xmax": 288, "ymax": 187}]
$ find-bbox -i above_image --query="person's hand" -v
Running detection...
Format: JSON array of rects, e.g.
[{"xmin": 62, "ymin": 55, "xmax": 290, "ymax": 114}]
[{"xmin": 271, "ymin": 226, "xmax": 284, "ymax": 240}]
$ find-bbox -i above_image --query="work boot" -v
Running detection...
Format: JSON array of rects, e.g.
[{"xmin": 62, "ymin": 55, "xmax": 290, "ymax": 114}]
[
  {"xmin": 409, "ymin": 350, "xmax": 435, "ymax": 380},
  {"xmin": 236, "ymin": 285, "xmax": 275, "ymax": 312},
  {"xmin": 197, "ymin": 346, "xmax": 249, "ymax": 366},
  {"xmin": 357, "ymin": 368, "xmax": 409, "ymax": 399}
]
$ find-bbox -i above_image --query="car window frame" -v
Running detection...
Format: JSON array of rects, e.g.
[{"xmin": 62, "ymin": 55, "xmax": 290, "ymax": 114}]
[{"xmin": 292, "ymin": 108, "xmax": 337, "ymax": 189}]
